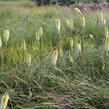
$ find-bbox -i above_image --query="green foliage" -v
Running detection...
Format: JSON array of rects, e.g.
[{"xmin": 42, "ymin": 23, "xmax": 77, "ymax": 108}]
[{"xmin": 36, "ymin": 0, "xmax": 104, "ymax": 6}]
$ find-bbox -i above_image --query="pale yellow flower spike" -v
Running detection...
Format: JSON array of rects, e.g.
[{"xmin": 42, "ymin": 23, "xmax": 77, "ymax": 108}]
[
  {"xmin": 0, "ymin": 92, "xmax": 9, "ymax": 109},
  {"xmin": 66, "ymin": 19, "xmax": 70, "ymax": 27},
  {"xmin": 100, "ymin": 12, "xmax": 104, "ymax": 22},
  {"xmin": 74, "ymin": 7, "xmax": 85, "ymax": 28},
  {"xmin": 51, "ymin": 49, "xmax": 58, "ymax": 66},
  {"xmin": 22, "ymin": 40, "xmax": 27, "ymax": 51},
  {"xmin": 39, "ymin": 27, "xmax": 43, "ymax": 37},
  {"xmin": 66, "ymin": 19, "xmax": 73, "ymax": 30},
  {"xmin": 35, "ymin": 27, "xmax": 43, "ymax": 41},
  {"xmin": 69, "ymin": 54, "xmax": 74, "ymax": 63},
  {"xmin": 3, "ymin": 29, "xmax": 10, "ymax": 44},
  {"xmin": 76, "ymin": 43, "xmax": 81, "ymax": 52},
  {"xmin": 35, "ymin": 31, "xmax": 40, "ymax": 41},
  {"xmin": 0, "ymin": 37, "xmax": 2, "ymax": 48},
  {"xmin": 81, "ymin": 15, "xmax": 85, "ymax": 28},
  {"xmin": 89, "ymin": 34, "xmax": 94, "ymax": 39},
  {"xmin": 26, "ymin": 53, "xmax": 32, "ymax": 67},
  {"xmin": 55, "ymin": 18, "xmax": 61, "ymax": 34},
  {"xmin": 105, "ymin": 27, "xmax": 108, "ymax": 38},
  {"xmin": 105, "ymin": 36, "xmax": 109, "ymax": 52},
  {"xmin": 74, "ymin": 7, "xmax": 83, "ymax": 16},
  {"xmin": 99, "ymin": 12, "xmax": 106, "ymax": 25}
]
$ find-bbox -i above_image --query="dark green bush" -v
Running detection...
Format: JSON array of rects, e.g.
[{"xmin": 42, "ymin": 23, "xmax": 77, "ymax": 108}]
[{"xmin": 35, "ymin": 0, "xmax": 107, "ymax": 6}]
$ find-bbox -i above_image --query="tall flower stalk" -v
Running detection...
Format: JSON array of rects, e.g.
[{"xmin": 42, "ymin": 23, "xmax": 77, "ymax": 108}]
[
  {"xmin": 104, "ymin": 28, "xmax": 109, "ymax": 69},
  {"xmin": 74, "ymin": 7, "xmax": 85, "ymax": 48},
  {"xmin": 35, "ymin": 27, "xmax": 43, "ymax": 61},
  {"xmin": 55, "ymin": 18, "xmax": 61, "ymax": 56},
  {"xmin": 99, "ymin": 12, "xmax": 106, "ymax": 26},
  {"xmin": 105, "ymin": 35, "xmax": 109, "ymax": 56},
  {"xmin": 70, "ymin": 38, "xmax": 73, "ymax": 50},
  {"xmin": 105, "ymin": 27, "xmax": 108, "ymax": 38},
  {"xmin": 76, "ymin": 43, "xmax": 83, "ymax": 64},
  {"xmin": 66, "ymin": 19, "xmax": 73, "ymax": 36},
  {"xmin": 26, "ymin": 53, "xmax": 32, "ymax": 68}
]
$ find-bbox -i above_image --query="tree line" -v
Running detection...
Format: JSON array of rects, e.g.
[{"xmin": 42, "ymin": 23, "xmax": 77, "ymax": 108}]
[{"xmin": 34, "ymin": 0, "xmax": 107, "ymax": 6}]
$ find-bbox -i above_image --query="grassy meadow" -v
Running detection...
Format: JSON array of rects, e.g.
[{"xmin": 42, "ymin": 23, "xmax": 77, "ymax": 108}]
[{"xmin": 0, "ymin": 0, "xmax": 109, "ymax": 109}]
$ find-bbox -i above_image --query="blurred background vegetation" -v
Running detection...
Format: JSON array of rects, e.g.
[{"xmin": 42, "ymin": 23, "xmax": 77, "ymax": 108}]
[
  {"xmin": 1, "ymin": 0, "xmax": 109, "ymax": 6},
  {"xmin": 33, "ymin": 0, "xmax": 109, "ymax": 6}
]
